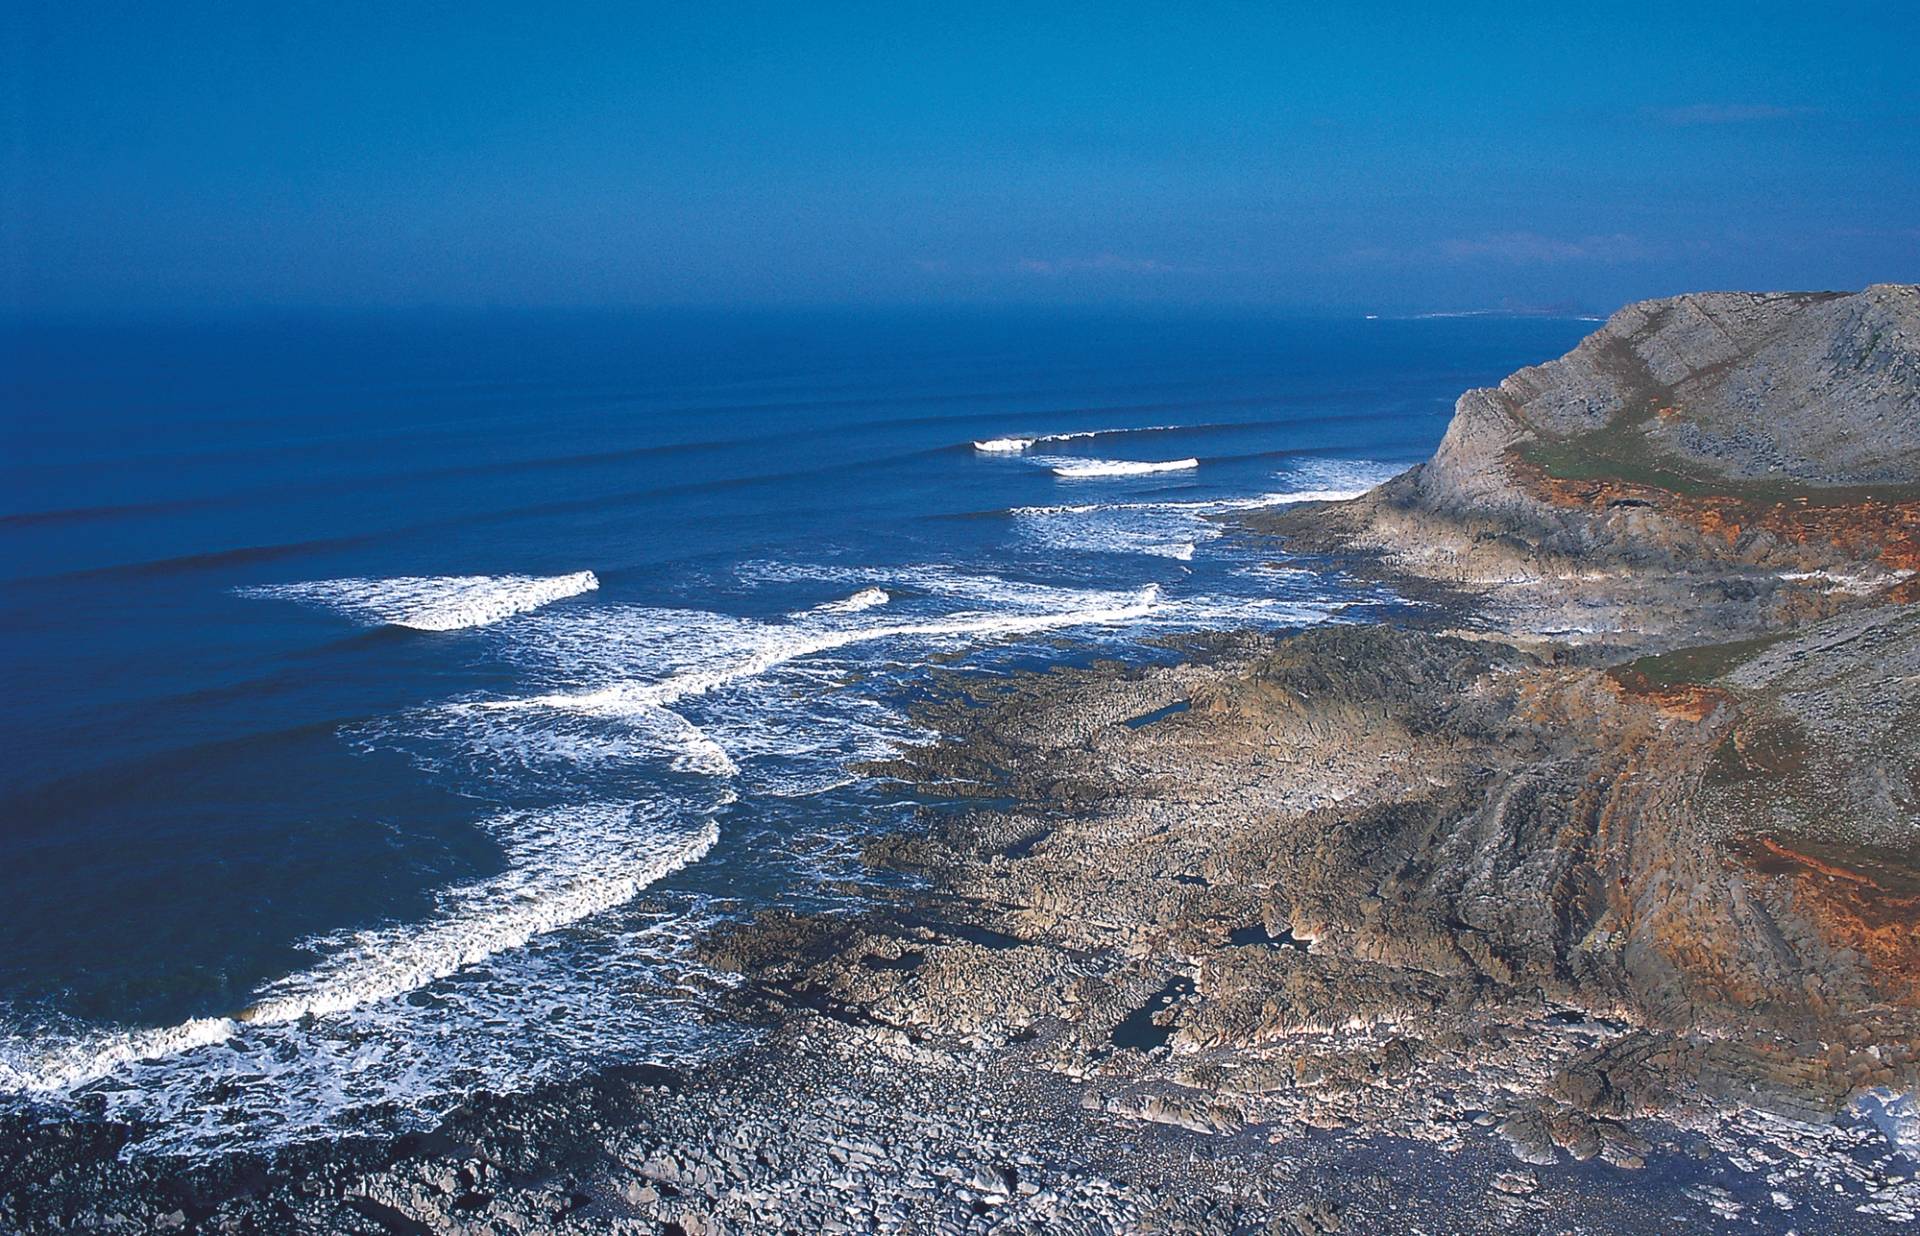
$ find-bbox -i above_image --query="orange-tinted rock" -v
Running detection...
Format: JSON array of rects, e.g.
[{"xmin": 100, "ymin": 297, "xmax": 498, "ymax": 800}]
[
  {"xmin": 1511, "ymin": 452, "xmax": 1920, "ymax": 584},
  {"xmin": 1743, "ymin": 838, "xmax": 1920, "ymax": 1004}
]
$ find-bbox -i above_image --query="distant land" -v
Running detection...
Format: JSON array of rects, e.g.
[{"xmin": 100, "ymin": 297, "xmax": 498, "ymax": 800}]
[{"xmin": 1369, "ymin": 302, "xmax": 1606, "ymax": 321}]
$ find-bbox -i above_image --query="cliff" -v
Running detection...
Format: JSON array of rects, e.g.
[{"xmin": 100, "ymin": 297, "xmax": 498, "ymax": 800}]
[
  {"xmin": 1420, "ymin": 284, "xmax": 1920, "ymax": 512},
  {"xmin": 1257, "ymin": 284, "xmax": 1920, "ymax": 648},
  {"xmin": 784, "ymin": 293, "xmax": 1920, "ymax": 1183},
  {"xmin": 10, "ymin": 289, "xmax": 1920, "ymax": 1233}
]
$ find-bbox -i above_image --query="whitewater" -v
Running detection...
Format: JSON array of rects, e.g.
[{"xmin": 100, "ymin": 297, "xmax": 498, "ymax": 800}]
[
  {"xmin": 0, "ymin": 569, "xmax": 1305, "ymax": 1111},
  {"xmin": 1, "ymin": 306, "xmax": 1588, "ymax": 1157},
  {"xmin": 237, "ymin": 570, "xmax": 600, "ymax": 630},
  {"xmin": 0, "ymin": 465, "xmax": 1398, "ymax": 1149},
  {"xmin": 0, "ymin": 479, "xmax": 1382, "ymax": 1132},
  {"xmin": 2, "ymin": 805, "xmax": 717, "ymax": 1096},
  {"xmin": 1048, "ymin": 457, "xmax": 1200, "ymax": 477},
  {"xmin": 970, "ymin": 425, "xmax": 1181, "ymax": 453}
]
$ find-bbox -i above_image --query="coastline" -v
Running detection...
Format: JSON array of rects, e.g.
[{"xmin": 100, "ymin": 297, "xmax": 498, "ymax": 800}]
[
  {"xmin": 7, "ymin": 573, "xmax": 1914, "ymax": 1233},
  {"xmin": 10, "ymin": 285, "xmax": 1920, "ymax": 1234}
]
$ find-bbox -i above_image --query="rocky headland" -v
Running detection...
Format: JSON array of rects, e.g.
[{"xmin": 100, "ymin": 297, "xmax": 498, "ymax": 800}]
[{"xmin": 6, "ymin": 285, "xmax": 1920, "ymax": 1234}]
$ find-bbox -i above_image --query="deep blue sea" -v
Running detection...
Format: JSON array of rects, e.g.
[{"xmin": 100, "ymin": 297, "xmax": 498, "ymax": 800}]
[{"xmin": 0, "ymin": 309, "xmax": 1590, "ymax": 1154}]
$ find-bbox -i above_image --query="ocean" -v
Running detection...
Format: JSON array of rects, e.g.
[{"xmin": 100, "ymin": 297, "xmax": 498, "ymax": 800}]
[{"xmin": 0, "ymin": 308, "xmax": 1590, "ymax": 1154}]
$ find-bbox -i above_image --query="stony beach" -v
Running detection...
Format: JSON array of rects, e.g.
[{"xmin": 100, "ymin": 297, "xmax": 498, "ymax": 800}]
[{"xmin": 8, "ymin": 285, "xmax": 1920, "ymax": 1235}]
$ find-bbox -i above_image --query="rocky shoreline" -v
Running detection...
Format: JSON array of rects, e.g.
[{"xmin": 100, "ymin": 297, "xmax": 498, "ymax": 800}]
[{"xmin": 8, "ymin": 285, "xmax": 1920, "ymax": 1234}]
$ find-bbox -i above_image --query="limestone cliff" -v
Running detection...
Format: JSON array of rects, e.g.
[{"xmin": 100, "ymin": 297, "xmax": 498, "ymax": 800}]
[
  {"xmin": 1419, "ymin": 284, "xmax": 1920, "ymax": 512},
  {"xmin": 1257, "ymin": 284, "xmax": 1920, "ymax": 647}
]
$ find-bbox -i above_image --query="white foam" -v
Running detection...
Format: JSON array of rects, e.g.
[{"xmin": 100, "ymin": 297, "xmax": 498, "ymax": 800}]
[
  {"xmin": 1856, "ymin": 1088, "xmax": 1920, "ymax": 1159},
  {"xmin": 424, "ymin": 696, "xmax": 741, "ymax": 778},
  {"xmin": 805, "ymin": 587, "xmax": 891, "ymax": 615},
  {"xmin": 1011, "ymin": 487, "xmax": 1368, "ymax": 516},
  {"xmin": 244, "ymin": 804, "xmax": 716, "ymax": 1023},
  {"xmin": 0, "ymin": 1016, "xmax": 241, "ymax": 1098},
  {"xmin": 2, "ymin": 901, "xmax": 739, "ymax": 1158},
  {"xmin": 47, "ymin": 495, "xmax": 1405, "ymax": 1148},
  {"xmin": 1012, "ymin": 502, "xmax": 1215, "ymax": 560},
  {"xmin": 481, "ymin": 585, "xmax": 1165, "ymax": 719},
  {"xmin": 0, "ymin": 803, "xmax": 715, "ymax": 1095},
  {"xmin": 1186, "ymin": 460, "xmax": 1401, "ymax": 510},
  {"xmin": 1011, "ymin": 459, "xmax": 1401, "ymax": 520},
  {"xmin": 1013, "ymin": 488, "xmax": 1365, "ymax": 517},
  {"xmin": 239, "ymin": 571, "xmax": 600, "ymax": 631},
  {"xmin": 399, "ymin": 578, "xmax": 1157, "ymax": 799},
  {"xmin": 1004, "ymin": 460, "xmax": 1399, "ymax": 560},
  {"xmin": 894, "ymin": 569, "xmax": 1154, "ymax": 614},
  {"xmin": 1049, "ymin": 458, "xmax": 1199, "ymax": 478},
  {"xmin": 1220, "ymin": 486, "xmax": 1373, "ymax": 508},
  {"xmin": 677, "ymin": 563, "xmax": 1172, "ymax": 625},
  {"xmin": 499, "ymin": 604, "xmax": 769, "ymax": 690},
  {"xmin": 1272, "ymin": 457, "xmax": 1405, "ymax": 491},
  {"xmin": 973, "ymin": 426, "xmax": 1181, "ymax": 454}
]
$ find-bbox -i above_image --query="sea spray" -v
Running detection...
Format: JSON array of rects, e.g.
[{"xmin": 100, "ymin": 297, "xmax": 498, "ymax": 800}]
[
  {"xmin": 0, "ymin": 804, "xmax": 717, "ymax": 1094},
  {"xmin": 239, "ymin": 571, "xmax": 600, "ymax": 631},
  {"xmin": 1048, "ymin": 458, "xmax": 1199, "ymax": 478},
  {"xmin": 973, "ymin": 426, "xmax": 1184, "ymax": 454}
]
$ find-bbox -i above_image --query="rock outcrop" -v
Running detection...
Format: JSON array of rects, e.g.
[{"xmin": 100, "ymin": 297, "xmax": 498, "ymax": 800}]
[
  {"xmin": 10, "ymin": 288, "xmax": 1920, "ymax": 1234},
  {"xmin": 1421, "ymin": 285, "xmax": 1920, "ymax": 507},
  {"xmin": 1257, "ymin": 284, "xmax": 1920, "ymax": 647}
]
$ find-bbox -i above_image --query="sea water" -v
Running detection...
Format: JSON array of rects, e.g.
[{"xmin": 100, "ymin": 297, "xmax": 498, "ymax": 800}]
[{"xmin": 0, "ymin": 307, "xmax": 1588, "ymax": 1153}]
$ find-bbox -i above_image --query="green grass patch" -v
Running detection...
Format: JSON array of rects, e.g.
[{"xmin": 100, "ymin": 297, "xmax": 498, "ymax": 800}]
[
  {"xmin": 1611, "ymin": 632, "xmax": 1790, "ymax": 690},
  {"xmin": 1519, "ymin": 436, "xmax": 1732, "ymax": 496},
  {"xmin": 1520, "ymin": 428, "xmax": 1920, "ymax": 505}
]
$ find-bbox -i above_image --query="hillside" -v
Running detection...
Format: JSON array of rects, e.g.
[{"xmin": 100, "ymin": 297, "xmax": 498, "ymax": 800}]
[{"xmin": 1258, "ymin": 284, "xmax": 1920, "ymax": 649}]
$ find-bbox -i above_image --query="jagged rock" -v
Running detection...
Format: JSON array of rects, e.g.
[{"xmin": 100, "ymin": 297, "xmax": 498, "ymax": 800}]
[
  {"xmin": 1257, "ymin": 285, "xmax": 1920, "ymax": 647},
  {"xmin": 1277, "ymin": 1198, "xmax": 1343, "ymax": 1234},
  {"xmin": 9, "ymin": 286, "xmax": 1920, "ymax": 1234}
]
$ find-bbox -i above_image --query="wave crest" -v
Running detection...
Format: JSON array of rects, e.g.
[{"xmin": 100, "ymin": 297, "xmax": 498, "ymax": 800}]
[
  {"xmin": 0, "ymin": 803, "xmax": 715, "ymax": 1095},
  {"xmin": 485, "ymin": 583, "xmax": 1165, "ymax": 717},
  {"xmin": 973, "ymin": 425, "xmax": 1184, "ymax": 454},
  {"xmin": 805, "ymin": 587, "xmax": 891, "ymax": 615},
  {"xmin": 1050, "ymin": 458, "xmax": 1199, "ymax": 478},
  {"xmin": 239, "ymin": 571, "xmax": 600, "ymax": 631}
]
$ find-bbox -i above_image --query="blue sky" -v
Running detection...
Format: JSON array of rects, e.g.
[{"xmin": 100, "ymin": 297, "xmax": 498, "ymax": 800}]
[{"xmin": 5, "ymin": 1, "xmax": 1916, "ymax": 312}]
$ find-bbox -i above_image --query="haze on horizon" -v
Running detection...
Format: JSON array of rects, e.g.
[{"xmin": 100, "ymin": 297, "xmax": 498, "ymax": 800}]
[{"xmin": 4, "ymin": 1, "xmax": 1916, "ymax": 316}]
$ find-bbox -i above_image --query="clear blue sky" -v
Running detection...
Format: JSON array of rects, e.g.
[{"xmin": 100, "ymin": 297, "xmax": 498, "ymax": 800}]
[{"xmin": 5, "ymin": 1, "xmax": 1916, "ymax": 313}]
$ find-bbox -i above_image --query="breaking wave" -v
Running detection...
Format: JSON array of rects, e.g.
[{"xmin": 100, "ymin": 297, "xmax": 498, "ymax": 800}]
[
  {"xmin": 1007, "ymin": 459, "xmax": 1403, "ymax": 558},
  {"xmin": 1014, "ymin": 459, "xmax": 1401, "ymax": 517},
  {"xmin": 238, "ymin": 571, "xmax": 600, "ymax": 631},
  {"xmin": 1012, "ymin": 503, "xmax": 1214, "ymax": 560},
  {"xmin": 482, "ymin": 584, "xmax": 1166, "ymax": 719},
  {"xmin": 373, "ymin": 573, "xmax": 1174, "ymax": 814},
  {"xmin": 0, "ymin": 803, "xmax": 716, "ymax": 1096},
  {"xmin": 419, "ymin": 696, "xmax": 743, "ymax": 779},
  {"xmin": 1049, "ymin": 457, "xmax": 1199, "ymax": 478},
  {"xmin": 238, "ymin": 805, "xmax": 716, "ymax": 1024},
  {"xmin": 805, "ymin": 586, "xmax": 891, "ymax": 615},
  {"xmin": 972, "ymin": 425, "xmax": 1180, "ymax": 454},
  {"xmin": 12, "ymin": 450, "xmax": 1407, "ymax": 1146}
]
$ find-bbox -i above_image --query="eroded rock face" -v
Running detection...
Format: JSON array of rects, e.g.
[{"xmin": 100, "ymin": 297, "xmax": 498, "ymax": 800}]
[
  {"xmin": 10, "ymin": 287, "xmax": 1920, "ymax": 1233},
  {"xmin": 1256, "ymin": 285, "xmax": 1920, "ymax": 651},
  {"xmin": 1420, "ymin": 284, "xmax": 1920, "ymax": 506},
  {"xmin": 863, "ymin": 616, "xmax": 1920, "ymax": 1066},
  {"xmin": 1171, "ymin": 287, "xmax": 1920, "ymax": 1179},
  {"xmin": 679, "ymin": 600, "xmax": 1918, "ymax": 1225}
]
